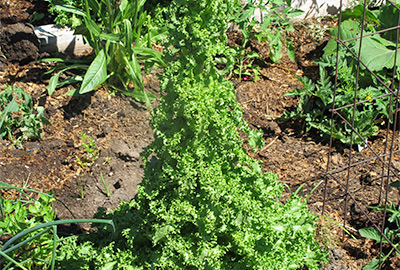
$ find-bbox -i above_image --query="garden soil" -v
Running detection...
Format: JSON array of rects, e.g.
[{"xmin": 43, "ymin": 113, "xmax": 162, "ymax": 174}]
[{"xmin": 1, "ymin": 1, "xmax": 400, "ymax": 269}]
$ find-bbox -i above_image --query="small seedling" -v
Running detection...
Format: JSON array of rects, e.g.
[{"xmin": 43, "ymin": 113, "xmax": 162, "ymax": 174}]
[
  {"xmin": 103, "ymin": 157, "xmax": 112, "ymax": 165},
  {"xmin": 100, "ymin": 172, "xmax": 110, "ymax": 197},
  {"xmin": 233, "ymin": 50, "xmax": 261, "ymax": 82},
  {"xmin": 76, "ymin": 178, "xmax": 84, "ymax": 199},
  {"xmin": 359, "ymin": 180, "xmax": 400, "ymax": 269},
  {"xmin": 75, "ymin": 132, "xmax": 99, "ymax": 168}
]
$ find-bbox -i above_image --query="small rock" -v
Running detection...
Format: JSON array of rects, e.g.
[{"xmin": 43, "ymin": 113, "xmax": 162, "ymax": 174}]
[
  {"xmin": 102, "ymin": 124, "xmax": 112, "ymax": 136},
  {"xmin": 332, "ymin": 248, "xmax": 344, "ymax": 260},
  {"xmin": 264, "ymin": 121, "xmax": 281, "ymax": 135}
]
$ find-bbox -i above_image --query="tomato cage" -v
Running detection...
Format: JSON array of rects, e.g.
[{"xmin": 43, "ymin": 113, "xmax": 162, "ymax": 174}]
[{"xmin": 321, "ymin": 0, "xmax": 400, "ymax": 268}]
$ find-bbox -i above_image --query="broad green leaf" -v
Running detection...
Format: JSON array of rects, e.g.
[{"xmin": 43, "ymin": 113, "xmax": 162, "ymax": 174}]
[
  {"xmin": 79, "ymin": 49, "xmax": 108, "ymax": 94},
  {"xmin": 0, "ymin": 96, "xmax": 19, "ymax": 130},
  {"xmin": 358, "ymin": 36, "xmax": 400, "ymax": 71},
  {"xmin": 362, "ymin": 258, "xmax": 381, "ymax": 270},
  {"xmin": 341, "ymin": 4, "xmax": 379, "ymax": 24},
  {"xmin": 153, "ymin": 225, "xmax": 174, "ymax": 245},
  {"xmin": 323, "ymin": 40, "xmax": 338, "ymax": 57},
  {"xmin": 359, "ymin": 228, "xmax": 387, "ymax": 243},
  {"xmin": 330, "ymin": 20, "xmax": 361, "ymax": 41},
  {"xmin": 47, "ymin": 65, "xmax": 88, "ymax": 95},
  {"xmin": 285, "ymin": 38, "xmax": 295, "ymax": 62},
  {"xmin": 390, "ymin": 180, "xmax": 400, "ymax": 189},
  {"xmin": 47, "ymin": 72, "xmax": 61, "ymax": 96},
  {"xmin": 100, "ymin": 261, "xmax": 117, "ymax": 270}
]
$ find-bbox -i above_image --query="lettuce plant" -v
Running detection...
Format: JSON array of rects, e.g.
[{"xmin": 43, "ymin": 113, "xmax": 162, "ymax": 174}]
[{"xmin": 55, "ymin": 1, "xmax": 327, "ymax": 269}]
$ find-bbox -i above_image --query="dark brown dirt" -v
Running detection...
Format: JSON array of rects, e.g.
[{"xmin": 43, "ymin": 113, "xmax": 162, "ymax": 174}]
[
  {"xmin": 0, "ymin": 23, "xmax": 40, "ymax": 64},
  {"xmin": 1, "ymin": 1, "xmax": 400, "ymax": 270}
]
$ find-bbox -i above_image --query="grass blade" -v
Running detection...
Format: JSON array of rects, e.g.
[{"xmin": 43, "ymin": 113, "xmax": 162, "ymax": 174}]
[{"xmin": 47, "ymin": 71, "xmax": 61, "ymax": 96}]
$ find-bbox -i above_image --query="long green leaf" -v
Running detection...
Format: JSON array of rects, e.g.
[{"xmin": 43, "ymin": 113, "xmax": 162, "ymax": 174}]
[
  {"xmin": 126, "ymin": 90, "xmax": 156, "ymax": 108},
  {"xmin": 0, "ymin": 250, "xmax": 28, "ymax": 270},
  {"xmin": 124, "ymin": 55, "xmax": 143, "ymax": 90},
  {"xmin": 1, "ymin": 219, "xmax": 115, "ymax": 253},
  {"xmin": 57, "ymin": 75, "xmax": 84, "ymax": 88},
  {"xmin": 133, "ymin": 47, "xmax": 166, "ymax": 67},
  {"xmin": 84, "ymin": 16, "xmax": 102, "ymax": 37},
  {"xmin": 38, "ymin": 58, "xmax": 89, "ymax": 64},
  {"xmin": 47, "ymin": 71, "xmax": 62, "ymax": 96},
  {"xmin": 79, "ymin": 49, "xmax": 108, "ymax": 94},
  {"xmin": 99, "ymin": 32, "xmax": 123, "ymax": 42},
  {"xmin": 0, "ymin": 95, "xmax": 19, "ymax": 130},
  {"xmin": 54, "ymin": 4, "xmax": 86, "ymax": 17},
  {"xmin": 47, "ymin": 65, "xmax": 88, "ymax": 95},
  {"xmin": 87, "ymin": 0, "xmax": 100, "ymax": 15},
  {"xmin": 123, "ymin": 19, "xmax": 133, "ymax": 55}
]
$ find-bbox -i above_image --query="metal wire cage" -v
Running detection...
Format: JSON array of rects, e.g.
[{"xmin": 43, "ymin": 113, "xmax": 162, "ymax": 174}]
[{"xmin": 322, "ymin": 0, "xmax": 400, "ymax": 269}]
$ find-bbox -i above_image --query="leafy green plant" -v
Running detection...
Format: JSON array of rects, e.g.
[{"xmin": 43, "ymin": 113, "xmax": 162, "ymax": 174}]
[
  {"xmin": 44, "ymin": 0, "xmax": 166, "ymax": 108},
  {"xmin": 47, "ymin": 0, "xmax": 84, "ymax": 28},
  {"xmin": 0, "ymin": 184, "xmax": 56, "ymax": 270},
  {"xmin": 307, "ymin": 18, "xmax": 329, "ymax": 42},
  {"xmin": 359, "ymin": 181, "xmax": 400, "ymax": 269},
  {"xmin": 233, "ymin": 48, "xmax": 261, "ymax": 82},
  {"xmin": 55, "ymin": 1, "xmax": 327, "ymax": 269},
  {"xmin": 221, "ymin": 0, "xmax": 302, "ymax": 82},
  {"xmin": 0, "ymin": 181, "xmax": 114, "ymax": 270},
  {"xmin": 233, "ymin": 0, "xmax": 303, "ymax": 63},
  {"xmin": 75, "ymin": 132, "xmax": 99, "ymax": 168},
  {"xmin": 0, "ymin": 85, "xmax": 51, "ymax": 146},
  {"xmin": 283, "ymin": 4, "xmax": 399, "ymax": 145}
]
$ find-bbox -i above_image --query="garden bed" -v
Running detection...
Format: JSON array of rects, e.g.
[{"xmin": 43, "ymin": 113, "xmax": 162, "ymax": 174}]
[{"xmin": 1, "ymin": 0, "xmax": 400, "ymax": 269}]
